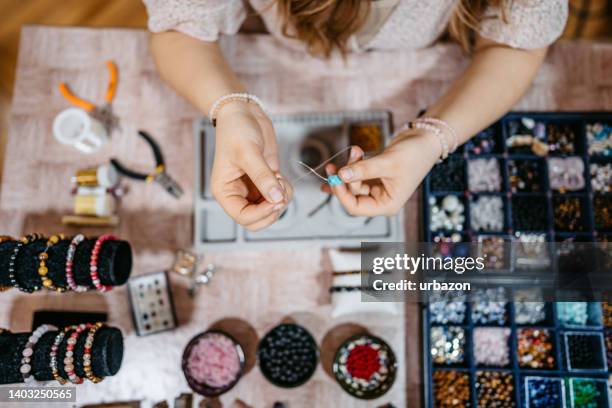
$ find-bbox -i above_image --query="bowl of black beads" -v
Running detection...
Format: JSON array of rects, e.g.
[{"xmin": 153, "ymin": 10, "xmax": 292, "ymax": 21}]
[
  {"xmin": 257, "ymin": 323, "xmax": 319, "ymax": 388},
  {"xmin": 333, "ymin": 334, "xmax": 397, "ymax": 399}
]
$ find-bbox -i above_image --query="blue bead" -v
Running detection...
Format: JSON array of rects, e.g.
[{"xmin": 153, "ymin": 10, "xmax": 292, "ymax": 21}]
[{"xmin": 327, "ymin": 175, "xmax": 343, "ymax": 186}]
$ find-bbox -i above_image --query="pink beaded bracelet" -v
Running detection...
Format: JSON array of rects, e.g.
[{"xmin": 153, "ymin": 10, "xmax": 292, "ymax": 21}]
[
  {"xmin": 66, "ymin": 234, "xmax": 89, "ymax": 292},
  {"xmin": 64, "ymin": 323, "xmax": 93, "ymax": 384},
  {"xmin": 90, "ymin": 234, "xmax": 116, "ymax": 292}
]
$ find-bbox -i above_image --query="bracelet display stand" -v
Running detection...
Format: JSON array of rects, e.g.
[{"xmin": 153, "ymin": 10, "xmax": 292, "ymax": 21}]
[
  {"xmin": 0, "ymin": 237, "xmax": 132, "ymax": 291},
  {"xmin": 0, "ymin": 326, "xmax": 123, "ymax": 384}
]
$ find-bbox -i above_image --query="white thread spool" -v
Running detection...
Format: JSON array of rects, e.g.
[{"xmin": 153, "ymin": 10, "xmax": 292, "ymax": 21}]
[
  {"xmin": 53, "ymin": 108, "xmax": 108, "ymax": 154},
  {"xmin": 74, "ymin": 193, "xmax": 116, "ymax": 217}
]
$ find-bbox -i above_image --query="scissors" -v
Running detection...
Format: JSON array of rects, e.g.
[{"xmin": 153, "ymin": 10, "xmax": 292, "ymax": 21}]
[
  {"xmin": 59, "ymin": 60, "xmax": 120, "ymax": 134},
  {"xmin": 110, "ymin": 130, "xmax": 184, "ymax": 199}
]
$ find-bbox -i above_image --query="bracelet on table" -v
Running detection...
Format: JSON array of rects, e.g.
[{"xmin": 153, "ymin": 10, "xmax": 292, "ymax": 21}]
[
  {"xmin": 38, "ymin": 234, "xmax": 67, "ymax": 292},
  {"xmin": 21, "ymin": 324, "xmax": 58, "ymax": 384},
  {"xmin": 64, "ymin": 323, "xmax": 93, "ymax": 384},
  {"xmin": 0, "ymin": 236, "xmax": 13, "ymax": 291},
  {"xmin": 90, "ymin": 234, "xmax": 116, "ymax": 292},
  {"xmin": 332, "ymin": 270, "xmax": 361, "ymax": 276},
  {"xmin": 50, "ymin": 325, "xmax": 78, "ymax": 385},
  {"xmin": 209, "ymin": 93, "xmax": 266, "ymax": 127},
  {"xmin": 66, "ymin": 234, "xmax": 89, "ymax": 292},
  {"xmin": 417, "ymin": 117, "xmax": 459, "ymax": 153},
  {"xmin": 83, "ymin": 322, "xmax": 105, "ymax": 383},
  {"xmin": 329, "ymin": 286, "xmax": 373, "ymax": 293},
  {"xmin": 9, "ymin": 234, "xmax": 44, "ymax": 293}
]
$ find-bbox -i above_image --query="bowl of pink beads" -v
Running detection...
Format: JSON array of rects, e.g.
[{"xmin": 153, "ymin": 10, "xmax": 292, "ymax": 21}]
[{"xmin": 182, "ymin": 330, "xmax": 245, "ymax": 397}]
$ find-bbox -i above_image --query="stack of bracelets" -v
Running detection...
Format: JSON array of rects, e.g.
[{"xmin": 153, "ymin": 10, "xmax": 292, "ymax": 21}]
[
  {"xmin": 0, "ymin": 233, "xmax": 118, "ymax": 293},
  {"xmin": 396, "ymin": 117, "xmax": 459, "ymax": 163},
  {"xmin": 21, "ymin": 322, "xmax": 109, "ymax": 385}
]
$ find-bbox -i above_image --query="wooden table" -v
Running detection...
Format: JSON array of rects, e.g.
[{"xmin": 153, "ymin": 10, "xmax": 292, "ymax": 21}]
[{"xmin": 1, "ymin": 26, "xmax": 611, "ymax": 408}]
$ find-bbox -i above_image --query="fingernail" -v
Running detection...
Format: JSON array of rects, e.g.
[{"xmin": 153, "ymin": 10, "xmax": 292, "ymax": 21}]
[
  {"xmin": 273, "ymin": 203, "xmax": 284, "ymax": 211},
  {"xmin": 350, "ymin": 147, "xmax": 358, "ymax": 159},
  {"xmin": 269, "ymin": 187, "xmax": 283, "ymax": 203},
  {"xmin": 339, "ymin": 168, "xmax": 353, "ymax": 181}
]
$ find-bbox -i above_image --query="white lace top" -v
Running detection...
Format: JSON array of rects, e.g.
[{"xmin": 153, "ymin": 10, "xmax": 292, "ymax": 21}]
[{"xmin": 143, "ymin": 0, "xmax": 568, "ymax": 51}]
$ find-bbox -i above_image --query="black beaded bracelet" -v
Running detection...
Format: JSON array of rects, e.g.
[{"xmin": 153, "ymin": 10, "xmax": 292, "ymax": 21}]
[
  {"xmin": 329, "ymin": 286, "xmax": 373, "ymax": 293},
  {"xmin": 9, "ymin": 234, "xmax": 44, "ymax": 293}
]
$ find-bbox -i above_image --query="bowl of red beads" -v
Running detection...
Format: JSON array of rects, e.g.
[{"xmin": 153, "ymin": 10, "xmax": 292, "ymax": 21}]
[
  {"xmin": 182, "ymin": 330, "xmax": 245, "ymax": 397},
  {"xmin": 333, "ymin": 333, "xmax": 397, "ymax": 399}
]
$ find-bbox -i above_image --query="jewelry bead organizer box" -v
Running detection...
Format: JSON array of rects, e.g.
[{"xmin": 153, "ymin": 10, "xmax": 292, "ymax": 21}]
[{"xmin": 421, "ymin": 112, "xmax": 612, "ymax": 408}]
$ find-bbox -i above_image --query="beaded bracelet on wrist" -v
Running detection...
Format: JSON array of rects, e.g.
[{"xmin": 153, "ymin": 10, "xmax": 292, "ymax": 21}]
[
  {"xmin": 50, "ymin": 325, "xmax": 78, "ymax": 385},
  {"xmin": 83, "ymin": 322, "xmax": 105, "ymax": 383},
  {"xmin": 209, "ymin": 93, "xmax": 266, "ymax": 127},
  {"xmin": 418, "ymin": 117, "xmax": 458, "ymax": 153},
  {"xmin": 64, "ymin": 323, "xmax": 93, "ymax": 384},
  {"xmin": 9, "ymin": 234, "xmax": 44, "ymax": 293},
  {"xmin": 21, "ymin": 324, "xmax": 58, "ymax": 384},
  {"xmin": 65, "ymin": 234, "xmax": 89, "ymax": 292},
  {"xmin": 90, "ymin": 235, "xmax": 116, "ymax": 292},
  {"xmin": 38, "ymin": 234, "xmax": 67, "ymax": 292},
  {"xmin": 409, "ymin": 121, "xmax": 449, "ymax": 162}
]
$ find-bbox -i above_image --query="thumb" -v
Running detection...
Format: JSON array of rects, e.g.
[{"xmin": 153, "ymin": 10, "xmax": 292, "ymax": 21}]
[
  {"xmin": 338, "ymin": 155, "xmax": 386, "ymax": 183},
  {"xmin": 241, "ymin": 144, "xmax": 285, "ymax": 204}
]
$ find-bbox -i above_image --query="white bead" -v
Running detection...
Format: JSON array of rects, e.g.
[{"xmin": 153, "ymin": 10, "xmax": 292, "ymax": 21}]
[{"xmin": 442, "ymin": 195, "xmax": 459, "ymax": 212}]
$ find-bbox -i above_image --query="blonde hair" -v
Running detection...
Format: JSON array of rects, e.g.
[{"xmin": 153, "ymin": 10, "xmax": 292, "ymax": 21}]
[{"xmin": 274, "ymin": 0, "xmax": 510, "ymax": 56}]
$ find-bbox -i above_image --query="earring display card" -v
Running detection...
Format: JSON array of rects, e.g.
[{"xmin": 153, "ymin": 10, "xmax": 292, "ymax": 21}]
[
  {"xmin": 127, "ymin": 271, "xmax": 177, "ymax": 336},
  {"xmin": 193, "ymin": 111, "xmax": 405, "ymax": 251}
]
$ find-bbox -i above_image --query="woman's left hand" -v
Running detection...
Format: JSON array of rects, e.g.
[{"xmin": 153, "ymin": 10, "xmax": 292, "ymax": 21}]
[{"xmin": 322, "ymin": 128, "xmax": 440, "ymax": 216}]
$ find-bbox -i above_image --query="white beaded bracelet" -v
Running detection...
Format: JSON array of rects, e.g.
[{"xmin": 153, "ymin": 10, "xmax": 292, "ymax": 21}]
[
  {"xmin": 404, "ymin": 121, "xmax": 450, "ymax": 162},
  {"xmin": 418, "ymin": 117, "xmax": 458, "ymax": 154},
  {"xmin": 21, "ymin": 324, "xmax": 58, "ymax": 384},
  {"xmin": 209, "ymin": 93, "xmax": 266, "ymax": 127}
]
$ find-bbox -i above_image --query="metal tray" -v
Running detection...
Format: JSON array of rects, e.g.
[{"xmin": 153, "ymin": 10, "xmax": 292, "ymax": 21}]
[{"xmin": 193, "ymin": 111, "xmax": 405, "ymax": 251}]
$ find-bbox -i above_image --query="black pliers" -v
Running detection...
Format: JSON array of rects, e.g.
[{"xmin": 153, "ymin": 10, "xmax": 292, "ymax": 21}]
[{"xmin": 111, "ymin": 130, "xmax": 184, "ymax": 198}]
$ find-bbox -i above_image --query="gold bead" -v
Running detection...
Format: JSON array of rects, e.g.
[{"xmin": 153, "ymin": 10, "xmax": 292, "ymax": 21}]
[
  {"xmin": 50, "ymin": 236, "xmax": 59, "ymax": 244},
  {"xmin": 38, "ymin": 253, "xmax": 48, "ymax": 260},
  {"xmin": 43, "ymin": 279, "xmax": 53, "ymax": 288},
  {"xmin": 38, "ymin": 266, "xmax": 48, "ymax": 276}
]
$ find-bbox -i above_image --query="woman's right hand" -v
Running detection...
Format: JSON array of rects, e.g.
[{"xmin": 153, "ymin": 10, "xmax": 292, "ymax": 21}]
[{"xmin": 210, "ymin": 101, "xmax": 293, "ymax": 231}]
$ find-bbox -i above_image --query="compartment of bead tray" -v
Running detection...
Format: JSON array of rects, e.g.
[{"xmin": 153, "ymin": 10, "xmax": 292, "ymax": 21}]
[
  {"xmin": 424, "ymin": 111, "xmax": 612, "ymax": 246},
  {"xmin": 423, "ymin": 298, "xmax": 612, "ymax": 408},
  {"xmin": 193, "ymin": 111, "xmax": 404, "ymax": 251}
]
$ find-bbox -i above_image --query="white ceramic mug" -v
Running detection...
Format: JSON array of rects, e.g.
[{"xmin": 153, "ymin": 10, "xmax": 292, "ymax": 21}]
[{"xmin": 53, "ymin": 108, "xmax": 108, "ymax": 154}]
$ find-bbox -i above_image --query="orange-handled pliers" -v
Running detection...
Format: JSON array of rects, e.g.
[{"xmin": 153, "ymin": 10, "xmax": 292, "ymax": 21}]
[{"xmin": 58, "ymin": 60, "xmax": 120, "ymax": 133}]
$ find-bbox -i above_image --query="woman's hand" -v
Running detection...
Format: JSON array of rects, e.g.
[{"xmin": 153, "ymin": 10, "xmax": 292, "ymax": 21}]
[
  {"xmin": 323, "ymin": 129, "xmax": 440, "ymax": 216},
  {"xmin": 211, "ymin": 101, "xmax": 293, "ymax": 231}
]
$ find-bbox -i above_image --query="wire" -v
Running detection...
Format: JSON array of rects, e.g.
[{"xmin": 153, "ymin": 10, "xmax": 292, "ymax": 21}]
[{"xmin": 292, "ymin": 145, "xmax": 353, "ymax": 184}]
